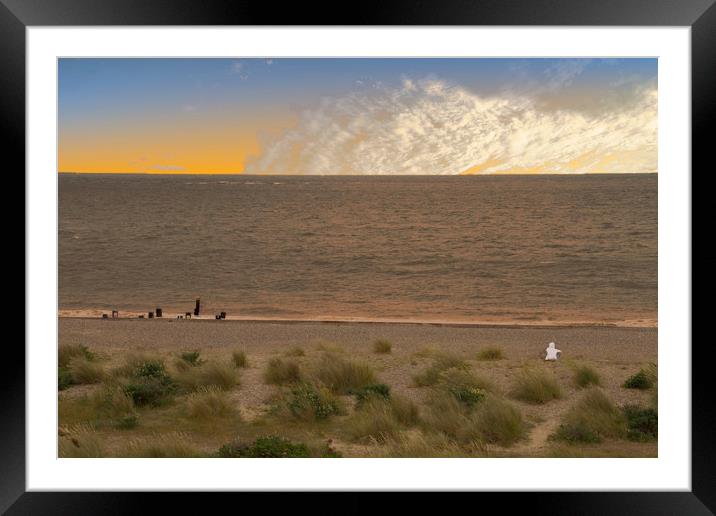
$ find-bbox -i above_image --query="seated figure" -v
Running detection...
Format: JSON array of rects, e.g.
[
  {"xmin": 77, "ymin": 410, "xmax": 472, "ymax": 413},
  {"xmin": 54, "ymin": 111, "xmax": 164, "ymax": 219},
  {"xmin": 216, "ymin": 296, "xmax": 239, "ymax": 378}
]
[{"xmin": 545, "ymin": 342, "xmax": 561, "ymax": 361}]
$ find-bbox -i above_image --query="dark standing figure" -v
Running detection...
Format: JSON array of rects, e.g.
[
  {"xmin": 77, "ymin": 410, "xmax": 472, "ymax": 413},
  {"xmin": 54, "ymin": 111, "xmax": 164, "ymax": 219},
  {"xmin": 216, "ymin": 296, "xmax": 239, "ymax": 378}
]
[{"xmin": 194, "ymin": 299, "xmax": 201, "ymax": 316}]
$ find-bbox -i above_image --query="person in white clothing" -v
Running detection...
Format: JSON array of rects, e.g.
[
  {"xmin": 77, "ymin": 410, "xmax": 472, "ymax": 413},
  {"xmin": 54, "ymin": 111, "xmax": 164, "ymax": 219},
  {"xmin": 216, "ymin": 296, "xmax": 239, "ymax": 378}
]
[{"xmin": 545, "ymin": 342, "xmax": 561, "ymax": 361}]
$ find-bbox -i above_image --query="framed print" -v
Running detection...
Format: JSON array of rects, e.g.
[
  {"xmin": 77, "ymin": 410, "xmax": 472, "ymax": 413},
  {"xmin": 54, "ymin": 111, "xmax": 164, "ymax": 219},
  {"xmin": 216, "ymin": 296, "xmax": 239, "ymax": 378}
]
[{"xmin": 6, "ymin": 0, "xmax": 711, "ymax": 512}]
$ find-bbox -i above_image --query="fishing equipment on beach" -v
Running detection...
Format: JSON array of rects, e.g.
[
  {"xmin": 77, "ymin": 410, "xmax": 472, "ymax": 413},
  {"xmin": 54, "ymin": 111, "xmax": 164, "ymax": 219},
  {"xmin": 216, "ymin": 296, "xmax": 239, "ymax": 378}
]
[
  {"xmin": 148, "ymin": 312, "xmax": 154, "ymax": 319},
  {"xmin": 156, "ymin": 307, "xmax": 162, "ymax": 317},
  {"xmin": 112, "ymin": 310, "xmax": 118, "ymax": 319},
  {"xmin": 220, "ymin": 312, "xmax": 226, "ymax": 319},
  {"xmin": 185, "ymin": 312, "xmax": 192, "ymax": 319}
]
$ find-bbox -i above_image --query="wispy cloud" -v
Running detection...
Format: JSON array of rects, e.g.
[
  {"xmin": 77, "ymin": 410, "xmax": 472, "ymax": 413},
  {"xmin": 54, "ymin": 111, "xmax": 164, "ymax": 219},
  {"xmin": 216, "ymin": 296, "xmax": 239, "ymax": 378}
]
[{"xmin": 245, "ymin": 78, "xmax": 657, "ymax": 175}]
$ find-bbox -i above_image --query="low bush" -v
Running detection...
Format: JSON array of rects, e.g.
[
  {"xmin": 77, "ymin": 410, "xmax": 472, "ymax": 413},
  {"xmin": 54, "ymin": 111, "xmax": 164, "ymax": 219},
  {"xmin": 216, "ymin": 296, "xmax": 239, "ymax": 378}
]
[
  {"xmin": 353, "ymin": 383, "xmax": 391, "ymax": 406},
  {"xmin": 551, "ymin": 388, "xmax": 626, "ymax": 443},
  {"xmin": 373, "ymin": 340, "xmax": 392, "ymax": 354},
  {"xmin": 623, "ymin": 368, "xmax": 654, "ymax": 390},
  {"xmin": 574, "ymin": 364, "xmax": 601, "ymax": 388},
  {"xmin": 286, "ymin": 383, "xmax": 343, "ymax": 421},
  {"xmin": 58, "ymin": 367, "xmax": 74, "ymax": 390},
  {"xmin": 476, "ymin": 346, "xmax": 504, "ymax": 361},
  {"xmin": 438, "ymin": 367, "xmax": 494, "ymax": 405},
  {"xmin": 122, "ymin": 359, "xmax": 175, "ymax": 407},
  {"xmin": 510, "ymin": 368, "xmax": 562, "ymax": 404},
  {"xmin": 217, "ymin": 435, "xmax": 310, "ymax": 458},
  {"xmin": 231, "ymin": 350, "xmax": 248, "ymax": 368},
  {"xmin": 623, "ymin": 405, "xmax": 658, "ymax": 441},
  {"xmin": 264, "ymin": 358, "xmax": 302, "ymax": 385},
  {"xmin": 315, "ymin": 355, "xmax": 376, "ymax": 394},
  {"xmin": 179, "ymin": 350, "xmax": 204, "ymax": 367}
]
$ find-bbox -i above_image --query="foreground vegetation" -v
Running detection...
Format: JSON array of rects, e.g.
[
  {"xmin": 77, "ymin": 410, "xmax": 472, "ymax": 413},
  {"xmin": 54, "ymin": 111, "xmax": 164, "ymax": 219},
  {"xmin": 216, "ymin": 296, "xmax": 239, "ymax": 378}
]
[{"xmin": 58, "ymin": 342, "xmax": 657, "ymax": 458}]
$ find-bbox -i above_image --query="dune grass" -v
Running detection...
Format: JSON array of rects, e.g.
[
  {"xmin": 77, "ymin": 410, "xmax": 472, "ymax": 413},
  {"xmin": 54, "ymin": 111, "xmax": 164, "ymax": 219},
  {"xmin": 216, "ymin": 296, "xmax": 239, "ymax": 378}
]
[
  {"xmin": 412, "ymin": 353, "xmax": 469, "ymax": 387},
  {"xmin": 314, "ymin": 355, "xmax": 376, "ymax": 394},
  {"xmin": 346, "ymin": 395, "xmax": 420, "ymax": 443},
  {"xmin": 67, "ymin": 357, "xmax": 106, "ymax": 385},
  {"xmin": 476, "ymin": 346, "xmax": 504, "ymax": 361},
  {"xmin": 59, "ymin": 344, "xmax": 101, "ymax": 389},
  {"xmin": 510, "ymin": 367, "xmax": 562, "ymax": 404},
  {"xmin": 175, "ymin": 361, "xmax": 238, "ymax": 391},
  {"xmin": 283, "ymin": 383, "xmax": 344, "ymax": 421},
  {"xmin": 231, "ymin": 350, "xmax": 248, "ymax": 368},
  {"xmin": 179, "ymin": 350, "xmax": 205, "ymax": 367},
  {"xmin": 218, "ymin": 435, "xmax": 310, "ymax": 458},
  {"xmin": 264, "ymin": 358, "xmax": 302, "ymax": 385},
  {"xmin": 573, "ymin": 364, "xmax": 601, "ymax": 388},
  {"xmin": 437, "ymin": 367, "xmax": 495, "ymax": 405},
  {"xmin": 121, "ymin": 358, "xmax": 176, "ymax": 407},
  {"xmin": 373, "ymin": 339, "xmax": 392, "ymax": 354},
  {"xmin": 59, "ymin": 424, "xmax": 105, "ymax": 458},
  {"xmin": 122, "ymin": 432, "xmax": 199, "ymax": 458},
  {"xmin": 471, "ymin": 395, "xmax": 526, "ymax": 447},
  {"xmin": 284, "ymin": 346, "xmax": 306, "ymax": 357},
  {"xmin": 370, "ymin": 432, "xmax": 486, "ymax": 458},
  {"xmin": 185, "ymin": 386, "xmax": 238, "ymax": 420},
  {"xmin": 59, "ymin": 344, "xmax": 96, "ymax": 369},
  {"xmin": 552, "ymin": 388, "xmax": 626, "ymax": 443}
]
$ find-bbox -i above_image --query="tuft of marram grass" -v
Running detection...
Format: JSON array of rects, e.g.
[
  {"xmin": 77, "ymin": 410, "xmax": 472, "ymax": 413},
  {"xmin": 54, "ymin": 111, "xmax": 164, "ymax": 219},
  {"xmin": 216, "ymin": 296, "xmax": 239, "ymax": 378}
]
[
  {"xmin": 551, "ymin": 388, "xmax": 626, "ymax": 443},
  {"xmin": 472, "ymin": 395, "xmax": 525, "ymax": 446},
  {"xmin": 510, "ymin": 367, "xmax": 562, "ymax": 404},
  {"xmin": 412, "ymin": 353, "xmax": 469, "ymax": 387},
  {"xmin": 58, "ymin": 344, "xmax": 95, "ymax": 369},
  {"xmin": 88, "ymin": 385, "xmax": 138, "ymax": 428},
  {"xmin": 574, "ymin": 364, "xmax": 601, "ymax": 388},
  {"xmin": 314, "ymin": 354, "xmax": 377, "ymax": 394},
  {"xmin": 176, "ymin": 361, "xmax": 238, "ymax": 391},
  {"xmin": 232, "ymin": 350, "xmax": 248, "ymax": 368},
  {"xmin": 369, "ymin": 432, "xmax": 486, "ymax": 458},
  {"xmin": 476, "ymin": 346, "xmax": 504, "ymax": 361},
  {"xmin": 283, "ymin": 383, "xmax": 344, "ymax": 421},
  {"xmin": 284, "ymin": 346, "xmax": 306, "ymax": 357},
  {"xmin": 263, "ymin": 358, "xmax": 302, "ymax": 385},
  {"xmin": 121, "ymin": 432, "xmax": 199, "ymax": 458},
  {"xmin": 58, "ymin": 424, "xmax": 104, "ymax": 458},
  {"xmin": 185, "ymin": 386, "xmax": 238, "ymax": 420},
  {"xmin": 373, "ymin": 340, "xmax": 392, "ymax": 354},
  {"xmin": 346, "ymin": 396, "xmax": 420, "ymax": 443},
  {"xmin": 67, "ymin": 357, "xmax": 105, "ymax": 384}
]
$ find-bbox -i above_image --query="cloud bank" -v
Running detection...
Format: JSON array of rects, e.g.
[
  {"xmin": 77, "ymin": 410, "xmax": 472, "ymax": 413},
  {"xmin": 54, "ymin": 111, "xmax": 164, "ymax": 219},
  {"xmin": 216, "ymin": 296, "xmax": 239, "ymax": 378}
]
[{"xmin": 245, "ymin": 78, "xmax": 657, "ymax": 175}]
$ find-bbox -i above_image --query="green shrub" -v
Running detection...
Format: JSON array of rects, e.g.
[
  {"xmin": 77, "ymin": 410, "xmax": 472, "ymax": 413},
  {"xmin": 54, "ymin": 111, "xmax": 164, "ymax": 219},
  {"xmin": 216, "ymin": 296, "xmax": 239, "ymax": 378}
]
[
  {"xmin": 510, "ymin": 368, "xmax": 562, "ymax": 404},
  {"xmin": 412, "ymin": 354, "xmax": 469, "ymax": 387},
  {"xmin": 232, "ymin": 350, "xmax": 248, "ymax": 368},
  {"xmin": 623, "ymin": 369, "xmax": 654, "ymax": 390},
  {"xmin": 438, "ymin": 367, "xmax": 494, "ymax": 405},
  {"xmin": 180, "ymin": 351, "xmax": 204, "ymax": 367},
  {"xmin": 58, "ymin": 344, "xmax": 95, "ymax": 369},
  {"xmin": 315, "ymin": 355, "xmax": 376, "ymax": 394},
  {"xmin": 218, "ymin": 436, "xmax": 310, "ymax": 458},
  {"xmin": 552, "ymin": 388, "xmax": 626, "ymax": 443},
  {"xmin": 623, "ymin": 405, "xmax": 658, "ymax": 441},
  {"xmin": 124, "ymin": 377, "xmax": 175, "ymax": 407},
  {"xmin": 353, "ymin": 383, "xmax": 391, "ymax": 406},
  {"xmin": 286, "ymin": 383, "xmax": 342, "ymax": 421},
  {"xmin": 574, "ymin": 364, "xmax": 601, "ymax": 388},
  {"xmin": 449, "ymin": 385, "xmax": 487, "ymax": 407},
  {"xmin": 58, "ymin": 367, "xmax": 74, "ymax": 390},
  {"xmin": 264, "ymin": 358, "xmax": 302, "ymax": 385},
  {"xmin": 373, "ymin": 340, "xmax": 392, "ymax": 354},
  {"xmin": 135, "ymin": 359, "xmax": 170, "ymax": 380},
  {"xmin": 476, "ymin": 346, "xmax": 504, "ymax": 361}
]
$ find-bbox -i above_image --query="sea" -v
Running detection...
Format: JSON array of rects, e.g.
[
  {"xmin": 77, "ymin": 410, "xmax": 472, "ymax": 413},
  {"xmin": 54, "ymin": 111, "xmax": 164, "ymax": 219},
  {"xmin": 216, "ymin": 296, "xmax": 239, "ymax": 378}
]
[{"xmin": 59, "ymin": 174, "xmax": 657, "ymax": 326}]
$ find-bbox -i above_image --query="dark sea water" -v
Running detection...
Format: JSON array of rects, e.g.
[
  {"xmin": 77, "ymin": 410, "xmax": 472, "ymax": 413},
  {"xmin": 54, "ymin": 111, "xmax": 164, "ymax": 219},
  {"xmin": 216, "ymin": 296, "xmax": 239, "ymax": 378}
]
[{"xmin": 58, "ymin": 174, "xmax": 657, "ymax": 325}]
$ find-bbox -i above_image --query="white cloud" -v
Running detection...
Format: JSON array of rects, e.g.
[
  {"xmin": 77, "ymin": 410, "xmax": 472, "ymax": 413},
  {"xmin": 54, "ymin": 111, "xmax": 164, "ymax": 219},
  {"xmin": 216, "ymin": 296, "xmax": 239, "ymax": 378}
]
[{"xmin": 245, "ymin": 78, "xmax": 657, "ymax": 175}]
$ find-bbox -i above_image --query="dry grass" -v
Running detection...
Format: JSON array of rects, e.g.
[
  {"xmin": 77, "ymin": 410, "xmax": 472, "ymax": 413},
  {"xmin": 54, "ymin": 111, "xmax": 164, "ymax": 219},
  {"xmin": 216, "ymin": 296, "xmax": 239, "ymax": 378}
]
[
  {"xmin": 176, "ymin": 361, "xmax": 238, "ymax": 391},
  {"xmin": 510, "ymin": 367, "xmax": 562, "ymax": 404},
  {"xmin": 471, "ymin": 395, "xmax": 525, "ymax": 446},
  {"xmin": 284, "ymin": 346, "xmax": 306, "ymax": 357},
  {"xmin": 573, "ymin": 364, "xmax": 601, "ymax": 388},
  {"xmin": 373, "ymin": 339, "xmax": 392, "ymax": 354},
  {"xmin": 67, "ymin": 358, "xmax": 105, "ymax": 384},
  {"xmin": 412, "ymin": 353, "xmax": 469, "ymax": 387},
  {"xmin": 264, "ymin": 358, "xmax": 302, "ymax": 385},
  {"xmin": 314, "ymin": 355, "xmax": 376, "ymax": 394},
  {"xmin": 58, "ymin": 344, "xmax": 95, "ymax": 368},
  {"xmin": 58, "ymin": 424, "xmax": 104, "ymax": 458},
  {"xmin": 346, "ymin": 396, "xmax": 420, "ymax": 443},
  {"xmin": 121, "ymin": 432, "xmax": 199, "ymax": 457},
  {"xmin": 476, "ymin": 346, "xmax": 505, "ymax": 361},
  {"xmin": 185, "ymin": 386, "xmax": 238, "ymax": 420},
  {"xmin": 552, "ymin": 388, "xmax": 626, "ymax": 443},
  {"xmin": 232, "ymin": 350, "xmax": 248, "ymax": 368}
]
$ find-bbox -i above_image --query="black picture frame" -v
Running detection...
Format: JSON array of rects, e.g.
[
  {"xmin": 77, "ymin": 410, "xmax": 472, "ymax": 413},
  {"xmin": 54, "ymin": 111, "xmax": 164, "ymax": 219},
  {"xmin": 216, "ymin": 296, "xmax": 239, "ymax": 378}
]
[{"xmin": 5, "ymin": 0, "xmax": 709, "ymax": 513}]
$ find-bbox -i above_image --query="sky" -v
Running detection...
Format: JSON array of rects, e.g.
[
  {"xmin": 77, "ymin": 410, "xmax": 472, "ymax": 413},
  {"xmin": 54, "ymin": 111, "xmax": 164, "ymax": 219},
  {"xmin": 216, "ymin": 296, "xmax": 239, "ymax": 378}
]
[{"xmin": 58, "ymin": 58, "xmax": 657, "ymax": 175}]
